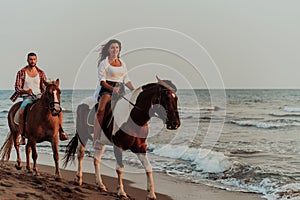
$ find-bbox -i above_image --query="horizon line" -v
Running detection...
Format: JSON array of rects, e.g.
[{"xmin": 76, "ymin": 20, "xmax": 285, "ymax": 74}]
[{"xmin": 2, "ymin": 87, "xmax": 300, "ymax": 91}]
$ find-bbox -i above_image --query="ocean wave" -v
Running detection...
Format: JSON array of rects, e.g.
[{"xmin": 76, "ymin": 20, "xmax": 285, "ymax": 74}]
[
  {"xmin": 219, "ymin": 176, "xmax": 300, "ymax": 200},
  {"xmin": 179, "ymin": 106, "xmax": 221, "ymax": 113},
  {"xmin": 148, "ymin": 144, "xmax": 298, "ymax": 199},
  {"xmin": 230, "ymin": 149, "xmax": 263, "ymax": 154},
  {"xmin": 283, "ymin": 107, "xmax": 300, "ymax": 113},
  {"xmin": 199, "ymin": 106, "xmax": 222, "ymax": 111},
  {"xmin": 230, "ymin": 119, "xmax": 300, "ymax": 129},
  {"xmin": 269, "ymin": 183, "xmax": 300, "ymax": 200},
  {"xmin": 151, "ymin": 144, "xmax": 232, "ymax": 173},
  {"xmin": 270, "ymin": 112, "xmax": 300, "ymax": 117},
  {"xmin": 62, "ymin": 109, "xmax": 73, "ymax": 113}
]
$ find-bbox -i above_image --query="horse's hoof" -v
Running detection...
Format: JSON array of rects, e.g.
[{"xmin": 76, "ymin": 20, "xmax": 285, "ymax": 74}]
[
  {"xmin": 55, "ymin": 176, "xmax": 62, "ymax": 182},
  {"xmin": 117, "ymin": 195, "xmax": 128, "ymax": 200},
  {"xmin": 74, "ymin": 176, "xmax": 82, "ymax": 186},
  {"xmin": 73, "ymin": 182, "xmax": 80, "ymax": 186},
  {"xmin": 97, "ymin": 186, "xmax": 108, "ymax": 192},
  {"xmin": 15, "ymin": 164, "xmax": 22, "ymax": 170},
  {"xmin": 146, "ymin": 194, "xmax": 157, "ymax": 200},
  {"xmin": 33, "ymin": 171, "xmax": 40, "ymax": 176}
]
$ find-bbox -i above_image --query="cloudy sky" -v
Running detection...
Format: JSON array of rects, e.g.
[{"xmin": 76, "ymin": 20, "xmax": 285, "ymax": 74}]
[{"xmin": 1, "ymin": 0, "xmax": 300, "ymax": 89}]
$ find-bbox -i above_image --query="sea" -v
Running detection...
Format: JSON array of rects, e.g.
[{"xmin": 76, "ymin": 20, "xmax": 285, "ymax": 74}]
[{"xmin": 1, "ymin": 89, "xmax": 300, "ymax": 200}]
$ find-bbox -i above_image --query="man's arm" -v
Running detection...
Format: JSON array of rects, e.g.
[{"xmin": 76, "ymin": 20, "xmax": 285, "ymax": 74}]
[
  {"xmin": 38, "ymin": 68, "xmax": 47, "ymax": 93},
  {"xmin": 15, "ymin": 70, "xmax": 32, "ymax": 95}
]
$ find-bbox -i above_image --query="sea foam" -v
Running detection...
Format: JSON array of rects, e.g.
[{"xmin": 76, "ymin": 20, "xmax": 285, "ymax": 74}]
[
  {"xmin": 283, "ymin": 107, "xmax": 300, "ymax": 112},
  {"xmin": 230, "ymin": 119, "xmax": 300, "ymax": 129},
  {"xmin": 152, "ymin": 145, "xmax": 232, "ymax": 173}
]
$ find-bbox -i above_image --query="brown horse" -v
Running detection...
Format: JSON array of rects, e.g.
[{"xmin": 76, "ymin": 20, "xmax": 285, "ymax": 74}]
[
  {"xmin": 63, "ymin": 77, "xmax": 180, "ymax": 199},
  {"xmin": 0, "ymin": 79, "xmax": 63, "ymax": 180}
]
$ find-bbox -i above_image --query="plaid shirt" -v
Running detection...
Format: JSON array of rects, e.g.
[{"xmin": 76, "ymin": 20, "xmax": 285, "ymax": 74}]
[{"xmin": 10, "ymin": 66, "xmax": 47, "ymax": 102}]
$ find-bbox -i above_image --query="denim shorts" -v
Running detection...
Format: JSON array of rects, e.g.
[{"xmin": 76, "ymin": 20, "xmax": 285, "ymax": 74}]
[
  {"xmin": 20, "ymin": 96, "xmax": 35, "ymax": 109},
  {"xmin": 99, "ymin": 81, "xmax": 125, "ymax": 97}
]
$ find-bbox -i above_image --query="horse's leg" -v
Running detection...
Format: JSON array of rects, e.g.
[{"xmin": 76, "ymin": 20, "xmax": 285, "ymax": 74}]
[
  {"xmin": 25, "ymin": 141, "xmax": 32, "ymax": 173},
  {"xmin": 137, "ymin": 153, "xmax": 156, "ymax": 200},
  {"xmin": 13, "ymin": 133, "xmax": 22, "ymax": 170},
  {"xmin": 74, "ymin": 143, "xmax": 85, "ymax": 186},
  {"xmin": 114, "ymin": 145, "xmax": 127, "ymax": 198},
  {"xmin": 31, "ymin": 142, "xmax": 40, "ymax": 176},
  {"xmin": 51, "ymin": 140, "xmax": 61, "ymax": 181},
  {"xmin": 93, "ymin": 144, "xmax": 107, "ymax": 191},
  {"xmin": 7, "ymin": 102, "xmax": 22, "ymax": 169}
]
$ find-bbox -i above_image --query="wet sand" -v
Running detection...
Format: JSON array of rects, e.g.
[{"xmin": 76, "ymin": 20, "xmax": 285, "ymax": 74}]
[{"xmin": 0, "ymin": 152, "xmax": 263, "ymax": 200}]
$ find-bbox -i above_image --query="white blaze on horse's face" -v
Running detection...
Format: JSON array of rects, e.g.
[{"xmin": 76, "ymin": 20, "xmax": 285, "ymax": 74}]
[
  {"xmin": 53, "ymin": 90, "xmax": 60, "ymax": 111},
  {"xmin": 171, "ymin": 92, "xmax": 176, "ymax": 99}
]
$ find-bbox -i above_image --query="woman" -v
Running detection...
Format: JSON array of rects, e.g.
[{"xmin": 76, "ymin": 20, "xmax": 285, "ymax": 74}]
[{"xmin": 93, "ymin": 39, "xmax": 134, "ymax": 148}]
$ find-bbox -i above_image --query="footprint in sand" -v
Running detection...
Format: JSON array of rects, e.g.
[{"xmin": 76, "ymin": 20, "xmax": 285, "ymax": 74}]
[
  {"xmin": 0, "ymin": 180, "xmax": 13, "ymax": 187},
  {"xmin": 16, "ymin": 193, "xmax": 29, "ymax": 198}
]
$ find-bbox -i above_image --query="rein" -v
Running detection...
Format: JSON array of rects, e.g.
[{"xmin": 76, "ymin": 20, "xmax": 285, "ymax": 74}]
[
  {"xmin": 121, "ymin": 96, "xmax": 142, "ymax": 111},
  {"xmin": 120, "ymin": 85, "xmax": 166, "ymax": 112},
  {"xmin": 117, "ymin": 83, "xmax": 176, "ymax": 116}
]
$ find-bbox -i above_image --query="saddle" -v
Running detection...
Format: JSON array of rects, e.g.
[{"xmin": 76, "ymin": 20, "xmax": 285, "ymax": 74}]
[
  {"xmin": 13, "ymin": 109, "xmax": 21, "ymax": 125},
  {"xmin": 80, "ymin": 102, "xmax": 112, "ymax": 146},
  {"xmin": 87, "ymin": 103, "xmax": 98, "ymax": 126},
  {"xmin": 13, "ymin": 101, "xmax": 36, "ymax": 125},
  {"xmin": 87, "ymin": 101, "xmax": 114, "ymax": 127}
]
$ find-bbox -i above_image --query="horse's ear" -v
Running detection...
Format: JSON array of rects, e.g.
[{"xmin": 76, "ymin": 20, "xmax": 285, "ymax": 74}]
[
  {"xmin": 156, "ymin": 76, "xmax": 176, "ymax": 91},
  {"xmin": 156, "ymin": 76, "xmax": 166, "ymax": 86},
  {"xmin": 56, "ymin": 79, "xmax": 60, "ymax": 87},
  {"xmin": 156, "ymin": 75, "xmax": 161, "ymax": 82},
  {"xmin": 44, "ymin": 80, "xmax": 49, "ymax": 87}
]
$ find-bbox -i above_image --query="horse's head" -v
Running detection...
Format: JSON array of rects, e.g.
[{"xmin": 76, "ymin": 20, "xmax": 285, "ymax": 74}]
[
  {"xmin": 44, "ymin": 79, "xmax": 62, "ymax": 116},
  {"xmin": 151, "ymin": 76, "xmax": 181, "ymax": 130}
]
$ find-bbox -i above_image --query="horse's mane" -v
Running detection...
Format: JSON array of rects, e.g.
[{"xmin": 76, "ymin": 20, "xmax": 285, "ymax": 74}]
[
  {"xmin": 47, "ymin": 81, "xmax": 57, "ymax": 85},
  {"xmin": 43, "ymin": 80, "xmax": 60, "ymax": 90},
  {"xmin": 141, "ymin": 80, "xmax": 177, "ymax": 92},
  {"xmin": 160, "ymin": 80, "xmax": 177, "ymax": 92},
  {"xmin": 44, "ymin": 81, "xmax": 60, "ymax": 94}
]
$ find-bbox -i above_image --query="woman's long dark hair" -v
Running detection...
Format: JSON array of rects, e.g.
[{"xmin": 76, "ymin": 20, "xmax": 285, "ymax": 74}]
[{"xmin": 98, "ymin": 39, "xmax": 122, "ymax": 65}]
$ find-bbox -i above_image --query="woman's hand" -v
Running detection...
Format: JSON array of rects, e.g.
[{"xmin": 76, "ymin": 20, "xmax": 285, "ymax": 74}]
[
  {"xmin": 125, "ymin": 81, "xmax": 135, "ymax": 92},
  {"xmin": 113, "ymin": 86, "xmax": 120, "ymax": 95}
]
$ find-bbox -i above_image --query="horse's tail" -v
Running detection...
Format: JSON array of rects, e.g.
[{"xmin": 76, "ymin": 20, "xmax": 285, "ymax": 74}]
[
  {"xmin": 62, "ymin": 132, "xmax": 79, "ymax": 168},
  {"xmin": 0, "ymin": 131, "xmax": 14, "ymax": 161}
]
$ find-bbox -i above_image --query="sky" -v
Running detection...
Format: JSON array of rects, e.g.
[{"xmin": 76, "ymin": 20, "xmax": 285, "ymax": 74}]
[{"xmin": 1, "ymin": 0, "xmax": 300, "ymax": 90}]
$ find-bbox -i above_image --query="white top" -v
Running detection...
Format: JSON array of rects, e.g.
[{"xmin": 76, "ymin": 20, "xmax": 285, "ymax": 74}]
[
  {"xmin": 23, "ymin": 72, "xmax": 41, "ymax": 95},
  {"xmin": 98, "ymin": 57, "xmax": 130, "ymax": 84}
]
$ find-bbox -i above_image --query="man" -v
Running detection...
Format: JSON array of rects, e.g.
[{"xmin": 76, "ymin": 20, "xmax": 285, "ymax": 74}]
[{"xmin": 10, "ymin": 52, "xmax": 69, "ymax": 145}]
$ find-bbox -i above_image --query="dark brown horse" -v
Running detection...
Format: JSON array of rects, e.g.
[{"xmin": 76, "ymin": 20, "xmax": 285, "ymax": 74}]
[
  {"xmin": 63, "ymin": 77, "xmax": 180, "ymax": 199},
  {"xmin": 0, "ymin": 79, "xmax": 63, "ymax": 180}
]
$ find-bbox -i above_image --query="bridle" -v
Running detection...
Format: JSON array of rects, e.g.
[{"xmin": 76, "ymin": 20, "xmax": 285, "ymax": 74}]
[
  {"xmin": 48, "ymin": 101, "xmax": 62, "ymax": 116},
  {"xmin": 120, "ymin": 83, "xmax": 178, "ymax": 120},
  {"xmin": 45, "ymin": 85, "xmax": 62, "ymax": 116},
  {"xmin": 151, "ymin": 85, "xmax": 177, "ymax": 120}
]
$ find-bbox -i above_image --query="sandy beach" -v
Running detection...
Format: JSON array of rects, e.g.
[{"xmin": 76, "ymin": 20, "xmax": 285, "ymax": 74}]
[
  {"xmin": 0, "ymin": 161, "xmax": 171, "ymax": 200},
  {"xmin": 0, "ymin": 152, "xmax": 263, "ymax": 200}
]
